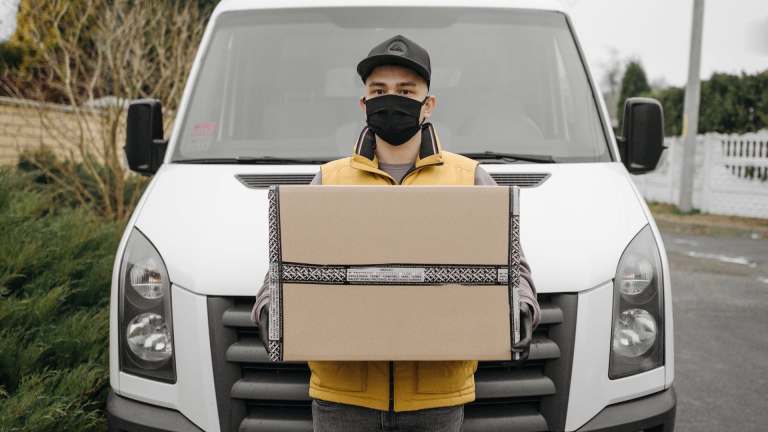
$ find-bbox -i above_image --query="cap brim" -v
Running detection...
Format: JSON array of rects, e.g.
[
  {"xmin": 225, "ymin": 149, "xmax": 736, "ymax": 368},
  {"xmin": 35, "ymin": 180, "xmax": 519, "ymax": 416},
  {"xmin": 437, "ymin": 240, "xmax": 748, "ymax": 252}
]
[{"xmin": 357, "ymin": 54, "xmax": 430, "ymax": 87}]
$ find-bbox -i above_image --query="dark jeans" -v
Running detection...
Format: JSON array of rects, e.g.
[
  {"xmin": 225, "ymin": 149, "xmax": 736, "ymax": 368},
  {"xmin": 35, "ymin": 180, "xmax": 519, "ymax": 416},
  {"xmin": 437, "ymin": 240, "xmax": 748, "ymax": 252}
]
[{"xmin": 312, "ymin": 399, "xmax": 464, "ymax": 432}]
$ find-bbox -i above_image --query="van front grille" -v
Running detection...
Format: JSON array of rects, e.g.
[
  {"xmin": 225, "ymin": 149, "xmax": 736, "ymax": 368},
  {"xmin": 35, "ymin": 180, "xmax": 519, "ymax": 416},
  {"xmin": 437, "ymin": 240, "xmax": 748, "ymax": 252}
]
[
  {"xmin": 208, "ymin": 294, "xmax": 575, "ymax": 432},
  {"xmin": 236, "ymin": 174, "xmax": 316, "ymax": 188},
  {"xmin": 490, "ymin": 173, "xmax": 550, "ymax": 187},
  {"xmin": 234, "ymin": 172, "xmax": 550, "ymax": 188}
]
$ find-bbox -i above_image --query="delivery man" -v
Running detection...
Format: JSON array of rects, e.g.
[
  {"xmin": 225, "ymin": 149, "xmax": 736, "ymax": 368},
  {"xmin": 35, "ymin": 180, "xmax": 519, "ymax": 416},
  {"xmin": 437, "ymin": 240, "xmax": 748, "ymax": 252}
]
[{"xmin": 253, "ymin": 35, "xmax": 541, "ymax": 432}]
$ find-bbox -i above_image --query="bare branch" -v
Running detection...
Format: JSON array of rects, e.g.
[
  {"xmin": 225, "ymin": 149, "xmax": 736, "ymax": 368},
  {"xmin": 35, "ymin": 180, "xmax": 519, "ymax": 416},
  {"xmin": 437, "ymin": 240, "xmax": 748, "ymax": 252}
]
[{"xmin": 6, "ymin": 0, "xmax": 205, "ymax": 220}]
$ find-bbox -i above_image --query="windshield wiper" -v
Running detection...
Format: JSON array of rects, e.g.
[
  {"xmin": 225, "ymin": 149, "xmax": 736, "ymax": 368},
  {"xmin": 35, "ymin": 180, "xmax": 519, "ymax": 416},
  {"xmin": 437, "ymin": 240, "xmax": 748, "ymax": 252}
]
[
  {"xmin": 461, "ymin": 151, "xmax": 555, "ymax": 164},
  {"xmin": 175, "ymin": 156, "xmax": 329, "ymax": 165}
]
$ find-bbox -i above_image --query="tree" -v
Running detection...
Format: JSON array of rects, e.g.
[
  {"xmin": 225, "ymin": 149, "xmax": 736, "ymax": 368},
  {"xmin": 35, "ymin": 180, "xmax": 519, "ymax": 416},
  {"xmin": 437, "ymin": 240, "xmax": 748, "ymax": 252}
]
[
  {"xmin": 651, "ymin": 86, "xmax": 685, "ymax": 136},
  {"xmin": 0, "ymin": 42, "xmax": 22, "ymax": 74},
  {"xmin": 1, "ymin": 0, "xmax": 205, "ymax": 220},
  {"xmin": 617, "ymin": 60, "xmax": 651, "ymax": 118},
  {"xmin": 197, "ymin": 0, "xmax": 220, "ymax": 11},
  {"xmin": 699, "ymin": 72, "xmax": 768, "ymax": 133},
  {"xmin": 649, "ymin": 71, "xmax": 768, "ymax": 136}
]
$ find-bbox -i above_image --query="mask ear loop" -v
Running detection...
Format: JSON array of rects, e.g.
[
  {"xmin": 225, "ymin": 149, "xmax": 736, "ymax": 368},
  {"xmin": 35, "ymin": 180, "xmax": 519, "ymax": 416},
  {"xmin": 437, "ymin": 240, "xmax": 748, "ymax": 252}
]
[{"xmin": 419, "ymin": 95, "xmax": 430, "ymax": 126}]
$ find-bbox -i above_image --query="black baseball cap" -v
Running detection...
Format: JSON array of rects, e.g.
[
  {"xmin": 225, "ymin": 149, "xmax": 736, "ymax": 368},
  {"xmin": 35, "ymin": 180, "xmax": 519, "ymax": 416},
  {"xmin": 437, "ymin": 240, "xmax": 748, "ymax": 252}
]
[{"xmin": 357, "ymin": 35, "xmax": 431, "ymax": 88}]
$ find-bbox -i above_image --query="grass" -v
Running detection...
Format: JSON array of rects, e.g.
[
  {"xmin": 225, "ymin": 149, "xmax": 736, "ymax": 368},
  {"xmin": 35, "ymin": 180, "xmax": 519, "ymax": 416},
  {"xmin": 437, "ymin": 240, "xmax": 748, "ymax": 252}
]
[
  {"xmin": 648, "ymin": 202, "xmax": 701, "ymax": 216},
  {"xmin": 648, "ymin": 201, "xmax": 768, "ymax": 238}
]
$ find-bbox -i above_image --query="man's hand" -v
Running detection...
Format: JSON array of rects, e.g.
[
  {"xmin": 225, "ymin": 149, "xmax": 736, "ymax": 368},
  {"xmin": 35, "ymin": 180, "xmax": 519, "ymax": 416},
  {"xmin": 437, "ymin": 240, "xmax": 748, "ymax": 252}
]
[
  {"xmin": 512, "ymin": 302, "xmax": 533, "ymax": 361},
  {"xmin": 258, "ymin": 305, "xmax": 270, "ymax": 348}
]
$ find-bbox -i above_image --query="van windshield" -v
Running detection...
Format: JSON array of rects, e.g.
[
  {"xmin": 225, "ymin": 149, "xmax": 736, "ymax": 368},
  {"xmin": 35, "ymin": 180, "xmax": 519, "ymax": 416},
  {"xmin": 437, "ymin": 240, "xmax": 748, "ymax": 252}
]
[{"xmin": 173, "ymin": 8, "xmax": 610, "ymax": 163}]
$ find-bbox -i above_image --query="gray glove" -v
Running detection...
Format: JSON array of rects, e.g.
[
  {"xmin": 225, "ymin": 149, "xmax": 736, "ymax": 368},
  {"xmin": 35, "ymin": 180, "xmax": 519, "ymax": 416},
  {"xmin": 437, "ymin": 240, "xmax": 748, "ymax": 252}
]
[
  {"xmin": 511, "ymin": 302, "xmax": 533, "ymax": 361},
  {"xmin": 258, "ymin": 304, "xmax": 270, "ymax": 349},
  {"xmin": 253, "ymin": 271, "xmax": 272, "ymax": 349}
]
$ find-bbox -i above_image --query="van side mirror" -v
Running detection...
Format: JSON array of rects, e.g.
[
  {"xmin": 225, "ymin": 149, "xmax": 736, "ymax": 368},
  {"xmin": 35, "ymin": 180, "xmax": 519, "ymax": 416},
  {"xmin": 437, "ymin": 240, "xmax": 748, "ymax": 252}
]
[
  {"xmin": 125, "ymin": 99, "xmax": 168, "ymax": 176},
  {"xmin": 617, "ymin": 97, "xmax": 665, "ymax": 174}
]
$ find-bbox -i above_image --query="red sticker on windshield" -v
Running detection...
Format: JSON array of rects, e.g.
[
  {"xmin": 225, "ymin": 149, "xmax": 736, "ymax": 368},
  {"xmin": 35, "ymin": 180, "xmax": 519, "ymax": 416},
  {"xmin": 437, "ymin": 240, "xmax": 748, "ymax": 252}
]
[{"xmin": 192, "ymin": 121, "xmax": 217, "ymax": 138}]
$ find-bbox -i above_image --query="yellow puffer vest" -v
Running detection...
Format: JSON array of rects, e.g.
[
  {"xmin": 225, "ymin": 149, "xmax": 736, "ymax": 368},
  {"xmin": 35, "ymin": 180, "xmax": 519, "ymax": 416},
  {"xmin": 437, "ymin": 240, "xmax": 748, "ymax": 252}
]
[{"xmin": 309, "ymin": 124, "xmax": 480, "ymax": 412}]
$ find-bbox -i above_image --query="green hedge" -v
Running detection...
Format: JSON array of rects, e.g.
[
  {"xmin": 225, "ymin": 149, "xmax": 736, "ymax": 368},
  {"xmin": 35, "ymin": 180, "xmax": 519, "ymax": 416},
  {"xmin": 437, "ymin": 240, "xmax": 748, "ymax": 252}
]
[
  {"xmin": 0, "ymin": 167, "xmax": 120, "ymax": 431},
  {"xmin": 650, "ymin": 71, "xmax": 768, "ymax": 136}
]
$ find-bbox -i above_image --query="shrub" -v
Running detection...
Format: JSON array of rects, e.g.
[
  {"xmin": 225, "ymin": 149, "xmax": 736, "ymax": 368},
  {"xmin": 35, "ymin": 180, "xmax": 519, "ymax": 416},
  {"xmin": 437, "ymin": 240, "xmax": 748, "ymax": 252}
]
[
  {"xmin": 0, "ymin": 167, "xmax": 121, "ymax": 431},
  {"xmin": 647, "ymin": 71, "xmax": 768, "ymax": 136},
  {"xmin": 16, "ymin": 147, "xmax": 148, "ymax": 220}
]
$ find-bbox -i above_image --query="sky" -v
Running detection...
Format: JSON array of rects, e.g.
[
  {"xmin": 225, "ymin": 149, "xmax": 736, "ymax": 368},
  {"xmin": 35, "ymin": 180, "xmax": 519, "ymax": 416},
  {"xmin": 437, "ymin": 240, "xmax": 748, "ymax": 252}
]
[
  {"xmin": 560, "ymin": 0, "xmax": 768, "ymax": 88},
  {"xmin": 0, "ymin": 0, "xmax": 766, "ymax": 89},
  {"xmin": 0, "ymin": 0, "xmax": 17, "ymax": 41}
]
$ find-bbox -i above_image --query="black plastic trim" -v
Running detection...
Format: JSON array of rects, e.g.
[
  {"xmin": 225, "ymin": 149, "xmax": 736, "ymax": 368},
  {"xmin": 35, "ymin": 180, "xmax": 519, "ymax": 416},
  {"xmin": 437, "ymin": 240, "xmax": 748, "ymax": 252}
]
[
  {"xmin": 107, "ymin": 390, "xmax": 203, "ymax": 432},
  {"xmin": 464, "ymin": 404, "xmax": 548, "ymax": 432},
  {"xmin": 540, "ymin": 293, "xmax": 578, "ymax": 431},
  {"xmin": 575, "ymin": 387, "xmax": 676, "ymax": 432},
  {"xmin": 207, "ymin": 297, "xmax": 246, "ymax": 432}
]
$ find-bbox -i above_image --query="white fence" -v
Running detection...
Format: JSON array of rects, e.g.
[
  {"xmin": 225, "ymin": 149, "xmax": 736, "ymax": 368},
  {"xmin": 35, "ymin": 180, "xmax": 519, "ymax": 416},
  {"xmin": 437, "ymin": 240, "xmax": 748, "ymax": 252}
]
[{"xmin": 631, "ymin": 133, "xmax": 768, "ymax": 219}]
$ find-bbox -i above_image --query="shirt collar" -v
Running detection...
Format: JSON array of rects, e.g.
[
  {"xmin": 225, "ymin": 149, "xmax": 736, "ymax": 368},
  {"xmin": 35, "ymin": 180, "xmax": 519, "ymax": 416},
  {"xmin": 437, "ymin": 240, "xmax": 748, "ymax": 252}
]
[{"xmin": 350, "ymin": 122, "xmax": 445, "ymax": 173}]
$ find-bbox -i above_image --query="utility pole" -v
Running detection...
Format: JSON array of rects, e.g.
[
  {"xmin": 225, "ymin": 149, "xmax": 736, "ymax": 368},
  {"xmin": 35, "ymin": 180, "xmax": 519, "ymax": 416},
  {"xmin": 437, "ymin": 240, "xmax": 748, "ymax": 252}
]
[{"xmin": 678, "ymin": 0, "xmax": 705, "ymax": 212}]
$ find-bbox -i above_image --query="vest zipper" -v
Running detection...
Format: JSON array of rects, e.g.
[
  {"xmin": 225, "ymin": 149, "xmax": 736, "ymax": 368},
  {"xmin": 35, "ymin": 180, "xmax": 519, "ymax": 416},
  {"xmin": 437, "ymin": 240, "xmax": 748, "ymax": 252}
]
[
  {"xmin": 398, "ymin": 160, "xmax": 443, "ymax": 185},
  {"xmin": 387, "ymin": 158, "xmax": 442, "ymax": 411},
  {"xmin": 398, "ymin": 164, "xmax": 422, "ymax": 185},
  {"xmin": 389, "ymin": 361, "xmax": 395, "ymax": 411}
]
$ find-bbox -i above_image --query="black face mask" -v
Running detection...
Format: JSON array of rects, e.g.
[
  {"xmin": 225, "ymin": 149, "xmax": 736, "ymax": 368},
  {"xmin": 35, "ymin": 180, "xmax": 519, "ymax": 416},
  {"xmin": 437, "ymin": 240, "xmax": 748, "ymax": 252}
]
[{"xmin": 364, "ymin": 94, "xmax": 428, "ymax": 146}]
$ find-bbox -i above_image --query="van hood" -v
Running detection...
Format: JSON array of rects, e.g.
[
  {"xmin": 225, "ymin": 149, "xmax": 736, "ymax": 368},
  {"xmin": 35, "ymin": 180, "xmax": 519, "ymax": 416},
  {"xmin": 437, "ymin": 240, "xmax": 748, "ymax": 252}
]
[{"xmin": 134, "ymin": 162, "xmax": 648, "ymax": 296}]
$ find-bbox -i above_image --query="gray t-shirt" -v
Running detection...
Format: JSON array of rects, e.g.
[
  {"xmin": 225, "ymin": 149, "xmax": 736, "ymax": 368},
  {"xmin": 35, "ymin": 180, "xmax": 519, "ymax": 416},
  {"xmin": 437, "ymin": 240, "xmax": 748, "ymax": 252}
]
[{"xmin": 310, "ymin": 162, "xmax": 497, "ymax": 185}]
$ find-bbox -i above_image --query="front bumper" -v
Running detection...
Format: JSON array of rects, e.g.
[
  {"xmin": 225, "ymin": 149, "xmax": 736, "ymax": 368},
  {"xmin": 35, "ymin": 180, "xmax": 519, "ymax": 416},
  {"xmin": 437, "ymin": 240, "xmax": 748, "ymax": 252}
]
[
  {"xmin": 576, "ymin": 387, "xmax": 676, "ymax": 431},
  {"xmin": 107, "ymin": 386, "xmax": 675, "ymax": 432},
  {"xmin": 107, "ymin": 390, "xmax": 203, "ymax": 432}
]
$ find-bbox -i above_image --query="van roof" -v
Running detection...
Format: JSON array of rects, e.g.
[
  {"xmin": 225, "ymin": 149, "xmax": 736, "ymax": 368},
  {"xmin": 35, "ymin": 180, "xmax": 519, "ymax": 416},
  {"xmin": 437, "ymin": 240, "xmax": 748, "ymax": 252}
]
[{"xmin": 214, "ymin": 0, "xmax": 565, "ymax": 16}]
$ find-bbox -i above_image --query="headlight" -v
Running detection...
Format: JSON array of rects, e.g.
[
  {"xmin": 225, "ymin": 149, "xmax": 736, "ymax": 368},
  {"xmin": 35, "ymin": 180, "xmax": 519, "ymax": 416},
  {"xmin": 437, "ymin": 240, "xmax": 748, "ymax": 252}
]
[
  {"xmin": 129, "ymin": 257, "xmax": 166, "ymax": 299},
  {"xmin": 126, "ymin": 312, "xmax": 173, "ymax": 363},
  {"xmin": 119, "ymin": 228, "xmax": 176, "ymax": 382},
  {"xmin": 616, "ymin": 255, "xmax": 654, "ymax": 303},
  {"xmin": 609, "ymin": 225, "xmax": 664, "ymax": 379},
  {"xmin": 612, "ymin": 308, "xmax": 657, "ymax": 357}
]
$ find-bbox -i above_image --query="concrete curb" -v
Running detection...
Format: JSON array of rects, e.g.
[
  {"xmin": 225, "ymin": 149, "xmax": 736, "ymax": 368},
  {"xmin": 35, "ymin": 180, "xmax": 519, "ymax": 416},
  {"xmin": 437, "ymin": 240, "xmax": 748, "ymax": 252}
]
[{"xmin": 653, "ymin": 214, "xmax": 768, "ymax": 239}]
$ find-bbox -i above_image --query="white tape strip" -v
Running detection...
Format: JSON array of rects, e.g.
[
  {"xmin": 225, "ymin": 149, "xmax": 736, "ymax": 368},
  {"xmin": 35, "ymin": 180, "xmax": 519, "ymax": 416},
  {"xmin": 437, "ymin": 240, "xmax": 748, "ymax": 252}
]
[{"xmin": 347, "ymin": 267, "xmax": 426, "ymax": 283}]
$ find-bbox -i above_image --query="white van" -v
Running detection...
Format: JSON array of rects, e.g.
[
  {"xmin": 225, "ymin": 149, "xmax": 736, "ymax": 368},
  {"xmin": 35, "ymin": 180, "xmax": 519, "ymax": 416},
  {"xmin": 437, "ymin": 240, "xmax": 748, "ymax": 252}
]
[{"xmin": 107, "ymin": 1, "xmax": 676, "ymax": 431}]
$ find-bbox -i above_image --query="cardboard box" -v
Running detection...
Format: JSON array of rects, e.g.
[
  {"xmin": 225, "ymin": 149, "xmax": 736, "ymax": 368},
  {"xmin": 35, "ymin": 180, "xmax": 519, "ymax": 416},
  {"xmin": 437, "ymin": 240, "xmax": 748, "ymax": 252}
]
[{"xmin": 266, "ymin": 185, "xmax": 521, "ymax": 361}]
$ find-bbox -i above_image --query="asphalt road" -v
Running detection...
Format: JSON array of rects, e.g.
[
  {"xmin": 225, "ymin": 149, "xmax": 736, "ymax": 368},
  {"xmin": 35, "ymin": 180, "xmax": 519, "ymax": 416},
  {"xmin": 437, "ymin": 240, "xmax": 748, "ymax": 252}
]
[{"xmin": 662, "ymin": 229, "xmax": 768, "ymax": 432}]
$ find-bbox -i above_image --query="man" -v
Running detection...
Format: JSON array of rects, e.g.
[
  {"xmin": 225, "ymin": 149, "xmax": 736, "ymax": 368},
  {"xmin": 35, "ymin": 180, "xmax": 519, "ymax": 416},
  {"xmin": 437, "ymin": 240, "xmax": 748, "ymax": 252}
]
[{"xmin": 253, "ymin": 35, "xmax": 540, "ymax": 432}]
